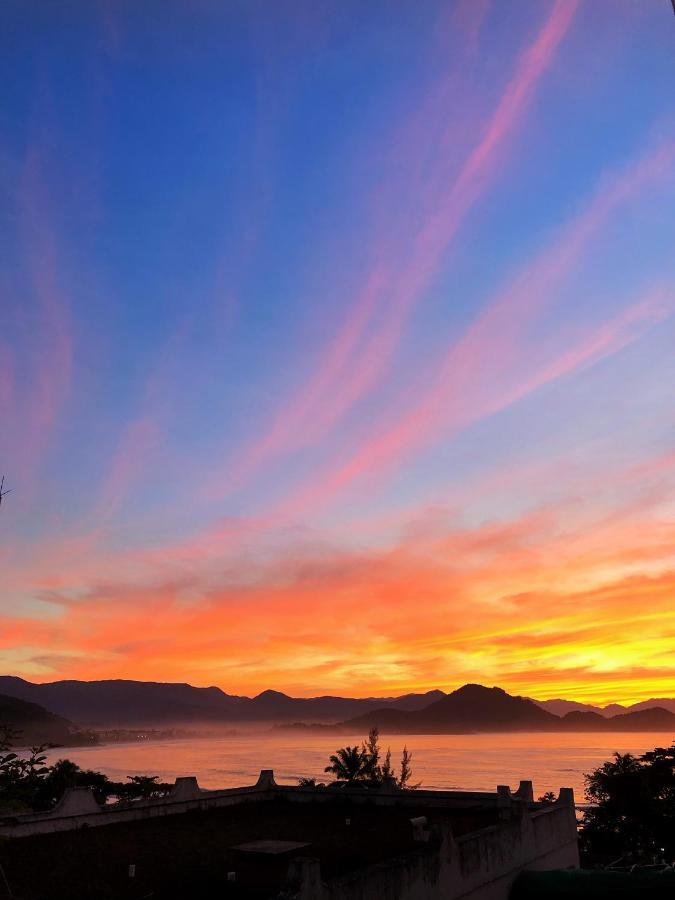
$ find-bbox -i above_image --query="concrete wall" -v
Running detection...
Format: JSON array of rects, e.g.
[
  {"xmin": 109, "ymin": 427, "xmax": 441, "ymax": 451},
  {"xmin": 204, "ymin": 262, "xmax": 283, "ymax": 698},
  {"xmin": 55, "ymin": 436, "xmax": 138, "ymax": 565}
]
[
  {"xmin": 289, "ymin": 796, "xmax": 578, "ymax": 900},
  {"xmin": 0, "ymin": 771, "xmax": 578, "ymax": 900},
  {"xmin": 0, "ymin": 773, "xmax": 543, "ymax": 839},
  {"xmin": 0, "ymin": 771, "xmax": 278, "ymax": 838}
]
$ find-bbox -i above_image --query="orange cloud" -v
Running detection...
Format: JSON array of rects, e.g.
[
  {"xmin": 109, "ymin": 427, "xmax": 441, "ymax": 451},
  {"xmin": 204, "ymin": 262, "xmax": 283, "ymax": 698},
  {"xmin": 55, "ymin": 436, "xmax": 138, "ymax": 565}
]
[{"xmin": 5, "ymin": 481, "xmax": 675, "ymax": 705}]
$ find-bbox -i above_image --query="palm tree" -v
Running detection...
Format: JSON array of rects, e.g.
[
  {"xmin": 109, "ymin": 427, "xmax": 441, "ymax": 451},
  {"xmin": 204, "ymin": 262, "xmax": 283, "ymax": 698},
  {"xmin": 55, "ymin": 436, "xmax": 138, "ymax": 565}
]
[{"xmin": 324, "ymin": 745, "xmax": 368, "ymax": 781}]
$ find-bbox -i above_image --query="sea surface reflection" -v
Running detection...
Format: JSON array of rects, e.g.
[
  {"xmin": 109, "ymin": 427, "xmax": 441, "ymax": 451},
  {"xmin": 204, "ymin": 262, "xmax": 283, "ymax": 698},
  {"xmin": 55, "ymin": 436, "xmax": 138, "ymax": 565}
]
[{"xmin": 45, "ymin": 730, "xmax": 675, "ymax": 800}]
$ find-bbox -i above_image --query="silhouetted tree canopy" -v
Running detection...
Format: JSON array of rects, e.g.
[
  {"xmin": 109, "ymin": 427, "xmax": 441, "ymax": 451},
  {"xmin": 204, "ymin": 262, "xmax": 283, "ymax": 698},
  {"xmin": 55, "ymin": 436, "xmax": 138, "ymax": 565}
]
[
  {"xmin": 0, "ymin": 724, "xmax": 171, "ymax": 813},
  {"xmin": 581, "ymin": 743, "xmax": 675, "ymax": 864},
  {"xmin": 321, "ymin": 728, "xmax": 419, "ymax": 789}
]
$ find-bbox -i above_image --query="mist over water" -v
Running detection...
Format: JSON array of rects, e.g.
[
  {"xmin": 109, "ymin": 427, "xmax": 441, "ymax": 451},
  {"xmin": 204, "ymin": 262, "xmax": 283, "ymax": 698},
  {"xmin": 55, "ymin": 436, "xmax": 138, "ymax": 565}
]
[{"xmin": 46, "ymin": 731, "xmax": 675, "ymax": 800}]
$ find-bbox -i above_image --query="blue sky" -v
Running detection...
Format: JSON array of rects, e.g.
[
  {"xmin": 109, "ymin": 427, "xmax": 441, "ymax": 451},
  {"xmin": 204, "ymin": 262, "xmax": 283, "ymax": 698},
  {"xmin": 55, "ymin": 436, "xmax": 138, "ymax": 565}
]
[{"xmin": 1, "ymin": 1, "xmax": 675, "ymax": 701}]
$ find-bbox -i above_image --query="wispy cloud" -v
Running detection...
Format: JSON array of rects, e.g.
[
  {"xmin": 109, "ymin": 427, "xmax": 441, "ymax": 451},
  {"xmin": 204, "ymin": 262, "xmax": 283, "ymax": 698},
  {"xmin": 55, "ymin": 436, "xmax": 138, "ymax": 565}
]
[
  {"xmin": 208, "ymin": 0, "xmax": 578, "ymax": 497},
  {"xmin": 12, "ymin": 150, "xmax": 73, "ymax": 491},
  {"xmin": 4, "ymin": 485, "xmax": 675, "ymax": 703},
  {"xmin": 280, "ymin": 136, "xmax": 675, "ymax": 515}
]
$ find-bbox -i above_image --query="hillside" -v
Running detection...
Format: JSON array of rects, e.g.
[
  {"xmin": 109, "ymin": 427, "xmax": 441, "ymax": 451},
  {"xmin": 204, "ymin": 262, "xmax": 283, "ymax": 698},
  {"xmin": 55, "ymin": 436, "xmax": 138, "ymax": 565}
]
[
  {"xmin": 0, "ymin": 677, "xmax": 445, "ymax": 727},
  {"xmin": 0, "ymin": 676, "xmax": 249, "ymax": 726},
  {"xmin": 341, "ymin": 686, "xmax": 675, "ymax": 734},
  {"xmin": 0, "ymin": 693, "xmax": 82, "ymax": 745},
  {"xmin": 532, "ymin": 698, "xmax": 617, "ymax": 717},
  {"xmin": 562, "ymin": 707, "xmax": 675, "ymax": 732},
  {"xmin": 343, "ymin": 684, "xmax": 560, "ymax": 733},
  {"xmin": 3, "ymin": 676, "xmax": 674, "ymax": 733},
  {"xmin": 533, "ymin": 696, "xmax": 675, "ymax": 717}
]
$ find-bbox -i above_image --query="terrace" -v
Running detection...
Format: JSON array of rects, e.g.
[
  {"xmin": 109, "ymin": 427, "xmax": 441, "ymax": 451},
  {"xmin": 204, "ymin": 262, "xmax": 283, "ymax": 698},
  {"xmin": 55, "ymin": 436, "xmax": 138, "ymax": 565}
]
[{"xmin": 0, "ymin": 772, "xmax": 579, "ymax": 899}]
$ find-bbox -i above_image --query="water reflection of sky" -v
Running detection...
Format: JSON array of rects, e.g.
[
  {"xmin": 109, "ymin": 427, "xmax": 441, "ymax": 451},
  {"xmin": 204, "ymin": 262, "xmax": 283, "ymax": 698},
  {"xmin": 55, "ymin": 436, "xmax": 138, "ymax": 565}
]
[{"xmin": 46, "ymin": 731, "xmax": 674, "ymax": 800}]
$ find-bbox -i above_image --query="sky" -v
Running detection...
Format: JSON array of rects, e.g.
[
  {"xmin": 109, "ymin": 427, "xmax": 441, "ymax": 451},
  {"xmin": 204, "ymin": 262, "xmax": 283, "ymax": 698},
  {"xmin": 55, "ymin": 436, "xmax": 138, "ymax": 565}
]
[{"xmin": 1, "ymin": 0, "xmax": 675, "ymax": 705}]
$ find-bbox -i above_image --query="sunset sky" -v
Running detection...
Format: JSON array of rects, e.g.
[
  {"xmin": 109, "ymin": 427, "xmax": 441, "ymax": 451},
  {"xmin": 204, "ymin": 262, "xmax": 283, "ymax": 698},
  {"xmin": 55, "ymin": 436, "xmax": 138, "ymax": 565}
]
[{"xmin": 2, "ymin": 1, "xmax": 675, "ymax": 705}]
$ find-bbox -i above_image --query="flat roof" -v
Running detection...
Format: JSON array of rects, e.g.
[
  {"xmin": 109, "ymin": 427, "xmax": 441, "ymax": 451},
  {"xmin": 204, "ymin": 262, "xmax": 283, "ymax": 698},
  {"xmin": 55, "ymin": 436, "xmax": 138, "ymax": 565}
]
[{"xmin": 2, "ymin": 795, "xmax": 500, "ymax": 899}]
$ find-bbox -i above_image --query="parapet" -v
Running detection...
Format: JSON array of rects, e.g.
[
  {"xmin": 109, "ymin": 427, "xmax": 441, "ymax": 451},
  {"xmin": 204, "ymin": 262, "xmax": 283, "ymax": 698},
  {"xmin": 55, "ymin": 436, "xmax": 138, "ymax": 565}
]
[
  {"xmin": 557, "ymin": 787, "xmax": 575, "ymax": 806},
  {"xmin": 255, "ymin": 769, "xmax": 278, "ymax": 789},
  {"xmin": 170, "ymin": 776, "xmax": 202, "ymax": 801},
  {"xmin": 52, "ymin": 787, "xmax": 101, "ymax": 817},
  {"xmin": 515, "ymin": 780, "xmax": 534, "ymax": 802}
]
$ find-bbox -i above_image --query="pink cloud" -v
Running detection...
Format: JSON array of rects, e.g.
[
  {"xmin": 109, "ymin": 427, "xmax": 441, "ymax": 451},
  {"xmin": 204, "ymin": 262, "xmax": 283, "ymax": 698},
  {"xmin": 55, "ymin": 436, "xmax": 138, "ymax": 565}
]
[
  {"xmin": 208, "ymin": 0, "xmax": 577, "ymax": 497},
  {"xmin": 5, "ymin": 488, "xmax": 675, "ymax": 702},
  {"xmin": 276, "ymin": 137, "xmax": 675, "ymax": 516},
  {"xmin": 0, "ymin": 341, "xmax": 13, "ymax": 421},
  {"xmin": 9, "ymin": 149, "xmax": 73, "ymax": 493},
  {"xmin": 94, "ymin": 415, "xmax": 161, "ymax": 523}
]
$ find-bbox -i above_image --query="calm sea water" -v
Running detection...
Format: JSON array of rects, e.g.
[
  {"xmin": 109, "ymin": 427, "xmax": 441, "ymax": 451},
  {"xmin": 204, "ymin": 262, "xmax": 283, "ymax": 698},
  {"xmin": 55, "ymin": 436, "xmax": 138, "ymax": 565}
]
[{"xmin": 45, "ymin": 730, "xmax": 675, "ymax": 802}]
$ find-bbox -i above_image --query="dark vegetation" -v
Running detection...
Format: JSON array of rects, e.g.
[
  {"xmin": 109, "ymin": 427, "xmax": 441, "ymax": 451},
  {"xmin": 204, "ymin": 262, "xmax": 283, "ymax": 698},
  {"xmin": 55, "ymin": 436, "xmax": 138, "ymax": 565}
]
[
  {"xmin": 0, "ymin": 726, "xmax": 171, "ymax": 814},
  {"xmin": 325, "ymin": 727, "xmax": 418, "ymax": 788},
  {"xmin": 580, "ymin": 741, "xmax": 675, "ymax": 866},
  {"xmin": 298, "ymin": 727, "xmax": 419, "ymax": 789}
]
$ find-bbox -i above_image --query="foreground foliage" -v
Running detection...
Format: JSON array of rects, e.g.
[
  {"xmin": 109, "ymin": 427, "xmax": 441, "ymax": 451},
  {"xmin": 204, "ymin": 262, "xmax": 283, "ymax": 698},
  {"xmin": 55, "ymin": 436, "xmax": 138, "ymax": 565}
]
[
  {"xmin": 316, "ymin": 728, "xmax": 419, "ymax": 788},
  {"xmin": 0, "ymin": 725, "xmax": 171, "ymax": 813},
  {"xmin": 581, "ymin": 742, "xmax": 675, "ymax": 864}
]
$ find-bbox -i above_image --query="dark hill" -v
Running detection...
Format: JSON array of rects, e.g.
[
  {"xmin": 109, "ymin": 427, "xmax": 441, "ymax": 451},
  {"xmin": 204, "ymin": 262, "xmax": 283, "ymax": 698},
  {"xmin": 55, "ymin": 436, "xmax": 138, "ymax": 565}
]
[
  {"xmin": 419, "ymin": 685, "xmax": 559, "ymax": 729},
  {"xmin": 607, "ymin": 707, "xmax": 675, "ymax": 730},
  {"xmin": 5, "ymin": 676, "xmax": 671, "ymax": 733},
  {"xmin": 0, "ymin": 693, "xmax": 80, "ymax": 745},
  {"xmin": 623, "ymin": 698, "xmax": 675, "ymax": 715},
  {"xmin": 533, "ymin": 698, "xmax": 612, "ymax": 717},
  {"xmin": 561, "ymin": 710, "xmax": 608, "ymax": 730},
  {"xmin": 249, "ymin": 689, "xmax": 446, "ymax": 722},
  {"xmin": 562, "ymin": 707, "xmax": 675, "ymax": 731},
  {"xmin": 388, "ymin": 689, "xmax": 447, "ymax": 710},
  {"xmin": 343, "ymin": 687, "xmax": 675, "ymax": 734},
  {"xmin": 0, "ymin": 677, "xmax": 444, "ymax": 727},
  {"xmin": 533, "ymin": 696, "xmax": 675, "ymax": 717},
  {"xmin": 0, "ymin": 677, "xmax": 249, "ymax": 727},
  {"xmin": 343, "ymin": 684, "xmax": 560, "ymax": 733}
]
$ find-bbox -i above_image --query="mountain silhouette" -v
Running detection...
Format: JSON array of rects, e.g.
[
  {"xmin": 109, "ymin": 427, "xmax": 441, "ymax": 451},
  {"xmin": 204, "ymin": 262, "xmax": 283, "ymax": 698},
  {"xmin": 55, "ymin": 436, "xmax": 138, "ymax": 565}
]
[
  {"xmin": 531, "ymin": 698, "xmax": 621, "ymax": 717},
  {"xmin": 562, "ymin": 706, "xmax": 675, "ymax": 731},
  {"xmin": 2, "ymin": 676, "xmax": 674, "ymax": 733},
  {"xmin": 342, "ymin": 684, "xmax": 560, "ymax": 733},
  {"xmin": 0, "ymin": 692, "xmax": 81, "ymax": 745},
  {"xmin": 0, "ymin": 676, "xmax": 249, "ymax": 726},
  {"xmin": 340, "ymin": 686, "xmax": 675, "ymax": 734},
  {"xmin": 0, "ymin": 676, "xmax": 445, "ymax": 727},
  {"xmin": 532, "ymin": 696, "xmax": 675, "ymax": 717}
]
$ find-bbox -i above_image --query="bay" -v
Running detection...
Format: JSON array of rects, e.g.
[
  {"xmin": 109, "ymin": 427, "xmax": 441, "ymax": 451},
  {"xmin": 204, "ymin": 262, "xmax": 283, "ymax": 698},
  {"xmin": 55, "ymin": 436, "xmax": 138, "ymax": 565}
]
[{"xmin": 45, "ymin": 730, "xmax": 675, "ymax": 802}]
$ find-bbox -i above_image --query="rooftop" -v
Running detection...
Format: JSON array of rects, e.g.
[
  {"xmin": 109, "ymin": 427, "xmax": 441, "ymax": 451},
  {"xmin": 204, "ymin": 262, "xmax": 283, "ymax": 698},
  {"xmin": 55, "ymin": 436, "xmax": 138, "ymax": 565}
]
[
  {"xmin": 0, "ymin": 771, "xmax": 579, "ymax": 900},
  {"xmin": 1, "ymin": 796, "xmax": 503, "ymax": 899}
]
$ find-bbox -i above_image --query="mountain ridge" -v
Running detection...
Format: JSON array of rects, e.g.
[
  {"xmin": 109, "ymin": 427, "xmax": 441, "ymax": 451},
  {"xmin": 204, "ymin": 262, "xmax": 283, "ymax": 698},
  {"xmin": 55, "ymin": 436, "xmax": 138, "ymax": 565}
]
[
  {"xmin": 340, "ymin": 685, "xmax": 675, "ymax": 734},
  {"xmin": 1, "ymin": 676, "xmax": 674, "ymax": 731},
  {"xmin": 0, "ymin": 676, "xmax": 446, "ymax": 727},
  {"xmin": 0, "ymin": 692, "xmax": 84, "ymax": 745}
]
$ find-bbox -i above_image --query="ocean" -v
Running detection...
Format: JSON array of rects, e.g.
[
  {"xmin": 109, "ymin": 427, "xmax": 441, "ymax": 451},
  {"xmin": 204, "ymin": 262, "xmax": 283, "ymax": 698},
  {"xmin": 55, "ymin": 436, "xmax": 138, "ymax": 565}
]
[{"xmin": 44, "ymin": 729, "xmax": 675, "ymax": 801}]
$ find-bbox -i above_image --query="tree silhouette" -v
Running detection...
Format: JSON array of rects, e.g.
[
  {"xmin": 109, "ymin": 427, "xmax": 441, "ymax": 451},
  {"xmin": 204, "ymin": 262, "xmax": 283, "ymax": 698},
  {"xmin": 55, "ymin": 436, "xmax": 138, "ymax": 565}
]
[
  {"xmin": 0, "ymin": 727, "xmax": 172, "ymax": 812},
  {"xmin": 123, "ymin": 774, "xmax": 172, "ymax": 799},
  {"xmin": 398, "ymin": 746, "xmax": 418, "ymax": 789},
  {"xmin": 581, "ymin": 743, "xmax": 675, "ymax": 864},
  {"xmin": 324, "ymin": 745, "xmax": 369, "ymax": 781},
  {"xmin": 322, "ymin": 729, "xmax": 420, "ymax": 788}
]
